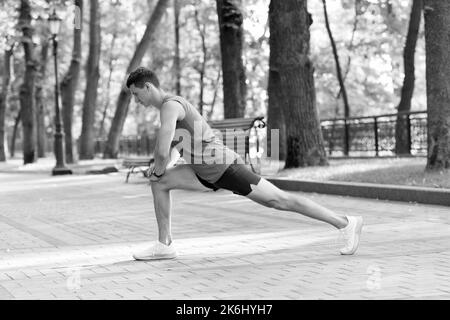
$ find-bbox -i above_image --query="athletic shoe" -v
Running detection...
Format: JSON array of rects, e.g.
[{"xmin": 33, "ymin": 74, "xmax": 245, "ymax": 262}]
[
  {"xmin": 133, "ymin": 241, "xmax": 177, "ymax": 261},
  {"xmin": 339, "ymin": 216, "xmax": 363, "ymax": 255}
]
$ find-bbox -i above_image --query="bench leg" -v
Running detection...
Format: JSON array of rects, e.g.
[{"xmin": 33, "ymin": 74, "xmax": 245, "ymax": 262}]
[
  {"xmin": 249, "ymin": 157, "xmax": 261, "ymax": 175},
  {"xmin": 126, "ymin": 166, "xmax": 136, "ymax": 183}
]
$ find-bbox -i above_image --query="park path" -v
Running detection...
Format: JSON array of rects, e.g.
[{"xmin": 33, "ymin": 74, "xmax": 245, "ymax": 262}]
[{"xmin": 0, "ymin": 171, "xmax": 449, "ymax": 300}]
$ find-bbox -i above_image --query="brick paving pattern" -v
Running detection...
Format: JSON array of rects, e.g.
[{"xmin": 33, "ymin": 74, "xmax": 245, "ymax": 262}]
[{"xmin": 0, "ymin": 172, "xmax": 449, "ymax": 300}]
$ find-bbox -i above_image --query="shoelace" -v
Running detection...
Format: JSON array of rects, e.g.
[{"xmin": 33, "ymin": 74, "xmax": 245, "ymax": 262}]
[{"xmin": 146, "ymin": 242, "xmax": 162, "ymax": 256}]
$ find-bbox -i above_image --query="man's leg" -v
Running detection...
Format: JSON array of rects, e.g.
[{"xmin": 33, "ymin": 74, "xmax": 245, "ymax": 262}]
[
  {"xmin": 149, "ymin": 165, "xmax": 212, "ymax": 245},
  {"xmin": 245, "ymin": 178, "xmax": 363, "ymax": 255},
  {"xmin": 133, "ymin": 165, "xmax": 213, "ymax": 260},
  {"xmin": 246, "ymin": 178, "xmax": 348, "ymax": 229}
]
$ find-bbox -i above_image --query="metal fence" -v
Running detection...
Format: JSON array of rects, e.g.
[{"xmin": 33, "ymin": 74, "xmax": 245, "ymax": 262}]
[
  {"xmin": 12, "ymin": 111, "xmax": 425, "ymax": 159},
  {"xmin": 93, "ymin": 136, "xmax": 157, "ymax": 157},
  {"xmin": 91, "ymin": 111, "xmax": 427, "ymax": 158},
  {"xmin": 321, "ymin": 111, "xmax": 427, "ymax": 157}
]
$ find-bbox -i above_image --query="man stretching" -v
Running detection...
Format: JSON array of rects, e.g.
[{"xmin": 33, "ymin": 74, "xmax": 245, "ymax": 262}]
[{"xmin": 127, "ymin": 67, "xmax": 363, "ymax": 261}]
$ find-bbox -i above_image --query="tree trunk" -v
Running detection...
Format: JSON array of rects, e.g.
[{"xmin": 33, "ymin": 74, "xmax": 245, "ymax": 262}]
[
  {"xmin": 174, "ymin": 0, "xmax": 181, "ymax": 96},
  {"xmin": 103, "ymin": 0, "xmax": 170, "ymax": 159},
  {"xmin": 99, "ymin": 30, "xmax": 117, "ymax": 140},
  {"xmin": 79, "ymin": 0, "xmax": 100, "ymax": 160},
  {"xmin": 322, "ymin": 0, "xmax": 350, "ymax": 119},
  {"xmin": 216, "ymin": 0, "xmax": 247, "ymax": 119},
  {"xmin": 206, "ymin": 69, "xmax": 221, "ymax": 120},
  {"xmin": 322, "ymin": 0, "xmax": 352, "ymax": 156},
  {"xmin": 35, "ymin": 41, "xmax": 49, "ymax": 158},
  {"xmin": 10, "ymin": 109, "xmax": 21, "ymax": 158},
  {"xmin": 19, "ymin": 0, "xmax": 37, "ymax": 164},
  {"xmin": 269, "ymin": 0, "xmax": 328, "ymax": 168},
  {"xmin": 61, "ymin": 0, "xmax": 83, "ymax": 164},
  {"xmin": 395, "ymin": 0, "xmax": 422, "ymax": 155},
  {"xmin": 340, "ymin": 1, "xmax": 359, "ymax": 97},
  {"xmin": 424, "ymin": 0, "xmax": 450, "ymax": 169},
  {"xmin": 0, "ymin": 48, "xmax": 13, "ymax": 162},
  {"xmin": 194, "ymin": 7, "xmax": 207, "ymax": 116}
]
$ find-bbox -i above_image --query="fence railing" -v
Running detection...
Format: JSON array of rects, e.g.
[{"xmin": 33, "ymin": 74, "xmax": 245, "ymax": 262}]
[
  {"xmin": 93, "ymin": 136, "xmax": 157, "ymax": 157},
  {"xmin": 28, "ymin": 111, "xmax": 426, "ymax": 159},
  {"xmin": 320, "ymin": 110, "xmax": 427, "ymax": 157}
]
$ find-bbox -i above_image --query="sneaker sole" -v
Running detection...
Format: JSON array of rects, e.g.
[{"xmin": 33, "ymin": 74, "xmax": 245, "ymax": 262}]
[
  {"xmin": 341, "ymin": 217, "xmax": 363, "ymax": 255},
  {"xmin": 133, "ymin": 254, "xmax": 177, "ymax": 261}
]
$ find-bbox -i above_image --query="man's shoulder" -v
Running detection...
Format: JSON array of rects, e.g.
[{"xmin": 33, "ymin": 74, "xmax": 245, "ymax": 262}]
[{"xmin": 161, "ymin": 99, "xmax": 186, "ymax": 121}]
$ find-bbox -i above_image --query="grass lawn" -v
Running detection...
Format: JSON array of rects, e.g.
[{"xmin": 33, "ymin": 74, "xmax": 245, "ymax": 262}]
[{"xmin": 262, "ymin": 157, "xmax": 450, "ymax": 189}]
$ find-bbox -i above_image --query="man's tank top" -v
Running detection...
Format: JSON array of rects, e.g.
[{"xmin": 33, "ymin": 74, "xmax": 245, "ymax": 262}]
[{"xmin": 162, "ymin": 95, "xmax": 241, "ymax": 183}]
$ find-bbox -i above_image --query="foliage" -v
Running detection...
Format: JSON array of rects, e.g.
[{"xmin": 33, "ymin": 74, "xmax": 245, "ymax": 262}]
[{"xmin": 0, "ymin": 0, "xmax": 428, "ymax": 147}]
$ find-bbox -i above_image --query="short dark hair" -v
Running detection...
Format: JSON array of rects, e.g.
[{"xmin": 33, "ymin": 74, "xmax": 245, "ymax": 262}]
[{"xmin": 126, "ymin": 67, "xmax": 160, "ymax": 89}]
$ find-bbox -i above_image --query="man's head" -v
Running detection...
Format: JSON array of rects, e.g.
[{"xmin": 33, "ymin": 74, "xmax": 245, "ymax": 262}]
[{"xmin": 126, "ymin": 67, "xmax": 162, "ymax": 108}]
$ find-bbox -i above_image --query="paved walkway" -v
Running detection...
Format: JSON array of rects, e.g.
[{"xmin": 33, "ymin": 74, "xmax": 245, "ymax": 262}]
[{"xmin": 0, "ymin": 171, "xmax": 449, "ymax": 300}]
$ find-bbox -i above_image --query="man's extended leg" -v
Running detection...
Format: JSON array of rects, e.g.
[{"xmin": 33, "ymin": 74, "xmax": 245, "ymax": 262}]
[
  {"xmin": 133, "ymin": 165, "xmax": 212, "ymax": 260},
  {"xmin": 246, "ymin": 178, "xmax": 348, "ymax": 229},
  {"xmin": 246, "ymin": 178, "xmax": 363, "ymax": 255}
]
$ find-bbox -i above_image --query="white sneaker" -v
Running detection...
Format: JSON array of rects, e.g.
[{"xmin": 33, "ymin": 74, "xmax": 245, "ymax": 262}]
[
  {"xmin": 339, "ymin": 216, "xmax": 363, "ymax": 255},
  {"xmin": 133, "ymin": 241, "xmax": 177, "ymax": 261}
]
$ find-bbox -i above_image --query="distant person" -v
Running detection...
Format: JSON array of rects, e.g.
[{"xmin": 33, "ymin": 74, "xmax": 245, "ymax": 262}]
[{"xmin": 127, "ymin": 67, "xmax": 363, "ymax": 261}]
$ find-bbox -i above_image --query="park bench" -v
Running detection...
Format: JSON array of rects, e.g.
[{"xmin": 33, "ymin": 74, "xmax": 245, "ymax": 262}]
[
  {"xmin": 122, "ymin": 116, "xmax": 266, "ymax": 183},
  {"xmin": 209, "ymin": 116, "xmax": 266, "ymax": 173},
  {"xmin": 123, "ymin": 157, "xmax": 155, "ymax": 183}
]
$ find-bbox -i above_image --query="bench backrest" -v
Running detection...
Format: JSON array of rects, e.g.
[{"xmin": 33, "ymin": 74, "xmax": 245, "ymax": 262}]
[
  {"xmin": 208, "ymin": 117, "xmax": 262, "ymax": 131},
  {"xmin": 122, "ymin": 158, "xmax": 153, "ymax": 167},
  {"xmin": 208, "ymin": 117, "xmax": 265, "ymax": 161}
]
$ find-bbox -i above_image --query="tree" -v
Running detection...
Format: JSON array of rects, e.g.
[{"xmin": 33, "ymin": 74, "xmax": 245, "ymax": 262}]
[
  {"xmin": 173, "ymin": 0, "xmax": 181, "ymax": 96},
  {"xmin": 322, "ymin": 0, "xmax": 351, "ymax": 118},
  {"xmin": 103, "ymin": 0, "xmax": 170, "ymax": 159},
  {"xmin": 269, "ymin": 0, "xmax": 328, "ymax": 168},
  {"xmin": 0, "ymin": 45, "xmax": 14, "ymax": 162},
  {"xmin": 194, "ymin": 7, "xmax": 207, "ymax": 116},
  {"xmin": 216, "ymin": 0, "xmax": 246, "ymax": 118},
  {"xmin": 98, "ymin": 29, "xmax": 118, "ymax": 140},
  {"xmin": 79, "ymin": 0, "xmax": 101, "ymax": 160},
  {"xmin": 423, "ymin": 0, "xmax": 450, "ymax": 169},
  {"xmin": 19, "ymin": 0, "xmax": 38, "ymax": 164},
  {"xmin": 322, "ymin": 0, "xmax": 351, "ymax": 156},
  {"xmin": 35, "ymin": 38, "xmax": 49, "ymax": 158},
  {"xmin": 61, "ymin": 0, "xmax": 83, "ymax": 164},
  {"xmin": 395, "ymin": 0, "xmax": 422, "ymax": 155}
]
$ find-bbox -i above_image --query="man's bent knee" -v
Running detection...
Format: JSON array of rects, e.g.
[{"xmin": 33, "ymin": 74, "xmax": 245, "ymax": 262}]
[{"xmin": 150, "ymin": 178, "xmax": 169, "ymax": 191}]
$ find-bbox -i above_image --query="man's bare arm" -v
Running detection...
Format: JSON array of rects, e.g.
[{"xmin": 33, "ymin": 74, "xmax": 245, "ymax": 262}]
[{"xmin": 153, "ymin": 102, "xmax": 185, "ymax": 176}]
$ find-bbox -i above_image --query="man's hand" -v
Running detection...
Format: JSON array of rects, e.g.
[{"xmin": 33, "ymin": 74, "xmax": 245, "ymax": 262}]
[
  {"xmin": 150, "ymin": 169, "xmax": 166, "ymax": 182},
  {"xmin": 149, "ymin": 171, "xmax": 164, "ymax": 183},
  {"xmin": 148, "ymin": 166, "xmax": 166, "ymax": 183}
]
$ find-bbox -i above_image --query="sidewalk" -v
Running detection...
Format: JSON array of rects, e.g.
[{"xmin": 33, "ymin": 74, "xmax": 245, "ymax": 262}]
[
  {"xmin": 0, "ymin": 157, "xmax": 124, "ymax": 175},
  {"xmin": 0, "ymin": 171, "xmax": 449, "ymax": 300}
]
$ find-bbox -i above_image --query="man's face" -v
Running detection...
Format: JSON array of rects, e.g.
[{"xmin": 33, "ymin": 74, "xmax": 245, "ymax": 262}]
[{"xmin": 130, "ymin": 83, "xmax": 154, "ymax": 107}]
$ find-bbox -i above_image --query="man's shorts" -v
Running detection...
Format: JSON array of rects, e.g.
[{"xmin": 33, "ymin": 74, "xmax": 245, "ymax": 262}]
[{"xmin": 196, "ymin": 164, "xmax": 262, "ymax": 196}]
